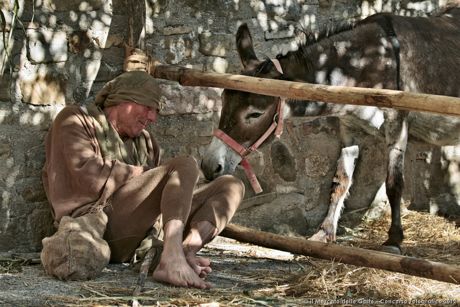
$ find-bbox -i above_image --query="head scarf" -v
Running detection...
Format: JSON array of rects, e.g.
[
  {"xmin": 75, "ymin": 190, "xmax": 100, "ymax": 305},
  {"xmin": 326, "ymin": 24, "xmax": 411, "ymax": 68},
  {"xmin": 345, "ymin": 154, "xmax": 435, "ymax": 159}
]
[
  {"xmin": 94, "ymin": 70, "xmax": 163, "ymax": 110},
  {"xmin": 85, "ymin": 70, "xmax": 160, "ymax": 167}
]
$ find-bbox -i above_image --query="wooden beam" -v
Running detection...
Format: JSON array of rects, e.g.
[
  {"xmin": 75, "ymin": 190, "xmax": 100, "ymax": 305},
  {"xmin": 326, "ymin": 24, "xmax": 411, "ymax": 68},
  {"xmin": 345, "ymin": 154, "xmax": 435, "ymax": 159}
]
[
  {"xmin": 220, "ymin": 223, "xmax": 460, "ymax": 284},
  {"xmin": 152, "ymin": 64, "xmax": 460, "ymax": 117}
]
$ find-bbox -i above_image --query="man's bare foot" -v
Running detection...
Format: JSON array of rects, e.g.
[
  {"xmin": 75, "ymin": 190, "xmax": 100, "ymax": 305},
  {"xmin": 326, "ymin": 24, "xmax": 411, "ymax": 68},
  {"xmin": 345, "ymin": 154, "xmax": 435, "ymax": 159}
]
[
  {"xmin": 153, "ymin": 220, "xmax": 211, "ymax": 289},
  {"xmin": 152, "ymin": 255, "xmax": 211, "ymax": 289},
  {"xmin": 185, "ymin": 254, "xmax": 212, "ymax": 278}
]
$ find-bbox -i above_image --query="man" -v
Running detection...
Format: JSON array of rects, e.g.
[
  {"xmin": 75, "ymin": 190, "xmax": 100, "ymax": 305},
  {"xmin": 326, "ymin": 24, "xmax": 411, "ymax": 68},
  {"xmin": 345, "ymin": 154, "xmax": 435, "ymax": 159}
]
[{"xmin": 42, "ymin": 70, "xmax": 245, "ymax": 289}]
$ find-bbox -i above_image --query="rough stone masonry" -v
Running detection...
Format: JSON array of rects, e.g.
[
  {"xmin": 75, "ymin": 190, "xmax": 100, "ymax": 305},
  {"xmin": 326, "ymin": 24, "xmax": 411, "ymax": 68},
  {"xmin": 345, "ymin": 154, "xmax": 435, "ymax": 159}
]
[{"xmin": 0, "ymin": 0, "xmax": 458, "ymax": 252}]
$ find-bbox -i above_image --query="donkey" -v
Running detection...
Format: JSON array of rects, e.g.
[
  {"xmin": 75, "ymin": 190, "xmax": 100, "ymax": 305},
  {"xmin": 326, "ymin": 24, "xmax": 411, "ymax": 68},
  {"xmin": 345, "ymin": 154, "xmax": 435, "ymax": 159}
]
[{"xmin": 201, "ymin": 7, "xmax": 460, "ymax": 253}]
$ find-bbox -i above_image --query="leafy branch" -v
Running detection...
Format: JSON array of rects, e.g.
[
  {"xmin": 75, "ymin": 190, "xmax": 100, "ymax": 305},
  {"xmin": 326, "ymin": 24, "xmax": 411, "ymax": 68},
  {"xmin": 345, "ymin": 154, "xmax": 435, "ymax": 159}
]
[{"xmin": 1, "ymin": 0, "xmax": 31, "ymax": 76}]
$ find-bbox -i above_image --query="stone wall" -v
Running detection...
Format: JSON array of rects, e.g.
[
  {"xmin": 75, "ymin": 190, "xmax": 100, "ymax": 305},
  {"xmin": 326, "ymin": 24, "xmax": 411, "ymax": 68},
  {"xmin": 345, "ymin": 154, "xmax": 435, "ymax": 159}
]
[{"xmin": 0, "ymin": 0, "xmax": 457, "ymax": 252}]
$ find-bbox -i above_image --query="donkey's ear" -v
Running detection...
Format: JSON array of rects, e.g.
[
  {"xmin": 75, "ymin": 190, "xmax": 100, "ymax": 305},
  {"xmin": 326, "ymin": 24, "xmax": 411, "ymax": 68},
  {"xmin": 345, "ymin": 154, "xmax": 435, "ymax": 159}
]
[{"xmin": 236, "ymin": 23, "xmax": 259, "ymax": 68}]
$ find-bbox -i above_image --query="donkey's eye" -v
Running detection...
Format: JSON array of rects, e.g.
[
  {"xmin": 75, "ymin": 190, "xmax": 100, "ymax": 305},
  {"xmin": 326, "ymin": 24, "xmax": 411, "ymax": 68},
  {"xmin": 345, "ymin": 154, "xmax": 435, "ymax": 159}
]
[{"xmin": 246, "ymin": 112, "xmax": 264, "ymax": 120}]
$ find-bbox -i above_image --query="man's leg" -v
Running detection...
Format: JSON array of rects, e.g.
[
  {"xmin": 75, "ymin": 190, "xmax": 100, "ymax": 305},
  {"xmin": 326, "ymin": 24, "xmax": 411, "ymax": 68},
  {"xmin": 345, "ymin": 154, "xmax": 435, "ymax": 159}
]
[
  {"xmin": 106, "ymin": 159, "xmax": 243, "ymax": 288},
  {"xmin": 147, "ymin": 156, "xmax": 214, "ymax": 288},
  {"xmin": 105, "ymin": 156, "xmax": 199, "ymax": 262},
  {"xmin": 183, "ymin": 221, "xmax": 216, "ymax": 277},
  {"xmin": 152, "ymin": 219, "xmax": 210, "ymax": 289},
  {"xmin": 181, "ymin": 175, "xmax": 245, "ymax": 277}
]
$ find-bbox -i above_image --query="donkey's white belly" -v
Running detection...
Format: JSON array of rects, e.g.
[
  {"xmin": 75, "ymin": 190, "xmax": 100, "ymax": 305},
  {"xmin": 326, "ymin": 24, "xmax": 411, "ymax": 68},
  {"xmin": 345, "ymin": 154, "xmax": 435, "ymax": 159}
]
[
  {"xmin": 408, "ymin": 112, "xmax": 460, "ymax": 146},
  {"xmin": 338, "ymin": 106, "xmax": 385, "ymax": 138}
]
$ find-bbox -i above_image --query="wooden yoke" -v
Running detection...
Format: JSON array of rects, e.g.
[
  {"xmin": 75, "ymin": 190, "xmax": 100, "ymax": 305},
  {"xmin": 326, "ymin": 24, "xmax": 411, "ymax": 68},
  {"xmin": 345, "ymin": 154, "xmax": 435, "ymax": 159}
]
[{"xmin": 123, "ymin": 51, "xmax": 460, "ymax": 117}]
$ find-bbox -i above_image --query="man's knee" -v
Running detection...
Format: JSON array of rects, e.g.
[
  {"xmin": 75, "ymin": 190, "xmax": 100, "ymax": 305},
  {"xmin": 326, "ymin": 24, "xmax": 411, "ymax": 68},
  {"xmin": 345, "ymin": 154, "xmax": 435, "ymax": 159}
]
[
  {"xmin": 215, "ymin": 175, "xmax": 245, "ymax": 198},
  {"xmin": 167, "ymin": 156, "xmax": 200, "ymax": 177}
]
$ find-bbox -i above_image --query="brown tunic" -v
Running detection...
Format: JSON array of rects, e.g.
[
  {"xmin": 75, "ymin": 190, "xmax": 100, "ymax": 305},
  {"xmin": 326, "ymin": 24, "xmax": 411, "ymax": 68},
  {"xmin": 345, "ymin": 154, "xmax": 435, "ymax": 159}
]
[
  {"xmin": 42, "ymin": 105, "xmax": 160, "ymax": 223},
  {"xmin": 43, "ymin": 105, "xmax": 245, "ymax": 262}
]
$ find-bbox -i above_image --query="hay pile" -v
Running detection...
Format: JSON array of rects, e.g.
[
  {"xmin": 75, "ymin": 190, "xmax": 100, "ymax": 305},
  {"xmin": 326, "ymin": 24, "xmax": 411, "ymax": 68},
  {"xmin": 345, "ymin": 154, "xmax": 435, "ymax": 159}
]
[
  {"xmin": 71, "ymin": 211, "xmax": 459, "ymax": 305},
  {"xmin": 276, "ymin": 209, "xmax": 460, "ymax": 304},
  {"xmin": 2, "ymin": 209, "xmax": 458, "ymax": 306}
]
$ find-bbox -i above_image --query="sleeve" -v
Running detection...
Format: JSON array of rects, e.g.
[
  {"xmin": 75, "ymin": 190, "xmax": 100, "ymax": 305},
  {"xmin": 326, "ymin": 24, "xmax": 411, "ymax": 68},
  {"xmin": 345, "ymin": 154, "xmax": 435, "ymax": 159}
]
[
  {"xmin": 149, "ymin": 132, "xmax": 161, "ymax": 167},
  {"xmin": 54, "ymin": 107, "xmax": 141, "ymax": 199}
]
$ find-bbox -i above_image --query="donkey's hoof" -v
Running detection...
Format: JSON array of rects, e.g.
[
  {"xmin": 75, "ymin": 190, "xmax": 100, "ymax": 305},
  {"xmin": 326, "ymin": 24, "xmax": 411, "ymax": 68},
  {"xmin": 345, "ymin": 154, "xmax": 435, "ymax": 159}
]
[
  {"xmin": 308, "ymin": 230, "xmax": 328, "ymax": 243},
  {"xmin": 381, "ymin": 245, "xmax": 401, "ymax": 255}
]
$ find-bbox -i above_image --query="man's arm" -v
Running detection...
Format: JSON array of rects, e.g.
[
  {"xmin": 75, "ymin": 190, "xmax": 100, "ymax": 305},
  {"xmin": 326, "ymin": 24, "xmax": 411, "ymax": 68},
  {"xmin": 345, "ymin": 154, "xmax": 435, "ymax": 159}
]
[{"xmin": 44, "ymin": 106, "xmax": 144, "ymax": 217}]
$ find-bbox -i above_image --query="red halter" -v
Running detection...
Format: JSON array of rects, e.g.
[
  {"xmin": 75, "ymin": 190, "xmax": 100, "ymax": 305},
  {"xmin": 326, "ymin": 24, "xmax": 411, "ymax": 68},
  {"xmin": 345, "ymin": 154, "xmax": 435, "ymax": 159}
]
[
  {"xmin": 212, "ymin": 59, "xmax": 285, "ymax": 194},
  {"xmin": 213, "ymin": 58, "xmax": 285, "ymax": 194},
  {"xmin": 214, "ymin": 97, "xmax": 285, "ymax": 194}
]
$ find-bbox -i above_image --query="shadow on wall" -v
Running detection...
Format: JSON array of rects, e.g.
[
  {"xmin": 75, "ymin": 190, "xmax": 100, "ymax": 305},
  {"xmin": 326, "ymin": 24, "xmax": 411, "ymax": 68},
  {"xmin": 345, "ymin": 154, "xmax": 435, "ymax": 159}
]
[
  {"xmin": 0, "ymin": 0, "xmax": 142, "ymax": 252},
  {"xmin": 0, "ymin": 0, "xmax": 453, "ymax": 252},
  {"xmin": 1, "ymin": 0, "xmax": 447, "ymax": 119}
]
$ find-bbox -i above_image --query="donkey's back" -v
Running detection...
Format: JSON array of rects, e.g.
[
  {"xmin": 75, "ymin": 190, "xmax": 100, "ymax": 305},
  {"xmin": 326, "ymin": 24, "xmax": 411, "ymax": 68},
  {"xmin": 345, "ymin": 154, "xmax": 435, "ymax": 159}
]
[
  {"xmin": 390, "ymin": 7, "xmax": 460, "ymax": 96},
  {"xmin": 364, "ymin": 7, "xmax": 460, "ymax": 146}
]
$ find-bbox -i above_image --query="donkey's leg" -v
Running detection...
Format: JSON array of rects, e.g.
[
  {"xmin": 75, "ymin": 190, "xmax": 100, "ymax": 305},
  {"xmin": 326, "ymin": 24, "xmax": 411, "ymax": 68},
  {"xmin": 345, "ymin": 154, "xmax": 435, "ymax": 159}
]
[
  {"xmin": 382, "ymin": 110, "xmax": 409, "ymax": 254},
  {"xmin": 309, "ymin": 144, "xmax": 359, "ymax": 242}
]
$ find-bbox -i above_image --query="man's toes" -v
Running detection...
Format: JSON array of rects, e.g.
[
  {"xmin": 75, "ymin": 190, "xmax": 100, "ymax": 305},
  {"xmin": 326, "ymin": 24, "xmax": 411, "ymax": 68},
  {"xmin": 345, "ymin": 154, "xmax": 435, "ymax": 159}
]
[
  {"xmin": 197, "ymin": 257, "xmax": 211, "ymax": 266},
  {"xmin": 199, "ymin": 266, "xmax": 212, "ymax": 278},
  {"xmin": 189, "ymin": 277, "xmax": 209, "ymax": 289}
]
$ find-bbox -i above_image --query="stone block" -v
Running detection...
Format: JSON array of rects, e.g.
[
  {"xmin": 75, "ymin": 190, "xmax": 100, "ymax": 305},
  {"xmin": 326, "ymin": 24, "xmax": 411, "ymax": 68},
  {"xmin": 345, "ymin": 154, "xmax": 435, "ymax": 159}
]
[
  {"xmin": 164, "ymin": 35, "xmax": 195, "ymax": 64},
  {"xmin": 204, "ymin": 56, "xmax": 229, "ymax": 73},
  {"xmin": 0, "ymin": 139, "xmax": 12, "ymax": 159},
  {"xmin": 68, "ymin": 31, "xmax": 92, "ymax": 54},
  {"xmin": 27, "ymin": 28, "xmax": 68, "ymax": 63},
  {"xmin": 159, "ymin": 82, "xmax": 221, "ymax": 115},
  {"xmin": 264, "ymin": 27, "xmax": 295, "ymax": 40},
  {"xmin": 0, "ymin": 74, "xmax": 11, "ymax": 101},
  {"xmin": 42, "ymin": 0, "xmax": 104, "ymax": 12},
  {"xmin": 233, "ymin": 193, "xmax": 309, "ymax": 236},
  {"xmin": 26, "ymin": 205, "xmax": 55, "ymax": 251},
  {"xmin": 25, "ymin": 143, "xmax": 46, "ymax": 178},
  {"xmin": 1, "ymin": 202, "xmax": 54, "ymax": 252},
  {"xmin": 18, "ymin": 182, "xmax": 47, "ymax": 203},
  {"xmin": 92, "ymin": 15, "xmax": 129, "ymax": 47},
  {"xmin": 20, "ymin": 71, "xmax": 66, "ymax": 105},
  {"xmin": 271, "ymin": 141, "xmax": 297, "ymax": 182},
  {"xmin": 198, "ymin": 32, "xmax": 233, "ymax": 57},
  {"xmin": 163, "ymin": 25, "xmax": 193, "ymax": 36}
]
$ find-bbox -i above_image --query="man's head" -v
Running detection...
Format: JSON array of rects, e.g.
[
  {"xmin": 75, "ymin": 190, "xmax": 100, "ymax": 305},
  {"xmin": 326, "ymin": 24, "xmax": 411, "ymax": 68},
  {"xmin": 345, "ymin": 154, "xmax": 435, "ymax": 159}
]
[
  {"xmin": 106, "ymin": 101, "xmax": 158, "ymax": 138},
  {"xmin": 94, "ymin": 71, "xmax": 163, "ymax": 138},
  {"xmin": 95, "ymin": 70, "xmax": 163, "ymax": 110}
]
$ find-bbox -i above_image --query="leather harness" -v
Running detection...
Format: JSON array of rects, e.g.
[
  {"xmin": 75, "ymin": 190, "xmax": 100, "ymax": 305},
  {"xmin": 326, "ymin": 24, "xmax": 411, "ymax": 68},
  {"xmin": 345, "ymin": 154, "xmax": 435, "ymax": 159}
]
[{"xmin": 213, "ymin": 59, "xmax": 286, "ymax": 193}]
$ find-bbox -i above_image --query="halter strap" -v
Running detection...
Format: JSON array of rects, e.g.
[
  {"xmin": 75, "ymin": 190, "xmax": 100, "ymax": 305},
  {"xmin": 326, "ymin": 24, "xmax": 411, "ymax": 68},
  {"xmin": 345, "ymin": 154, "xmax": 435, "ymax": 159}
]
[
  {"xmin": 214, "ymin": 98, "xmax": 285, "ymax": 194},
  {"xmin": 213, "ymin": 58, "xmax": 286, "ymax": 194},
  {"xmin": 214, "ymin": 99, "xmax": 284, "ymax": 156}
]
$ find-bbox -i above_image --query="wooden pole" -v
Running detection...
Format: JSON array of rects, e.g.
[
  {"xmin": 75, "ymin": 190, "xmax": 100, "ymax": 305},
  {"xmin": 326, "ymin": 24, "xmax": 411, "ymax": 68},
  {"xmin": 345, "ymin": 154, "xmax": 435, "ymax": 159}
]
[
  {"xmin": 152, "ymin": 64, "xmax": 460, "ymax": 117},
  {"xmin": 220, "ymin": 224, "xmax": 460, "ymax": 284}
]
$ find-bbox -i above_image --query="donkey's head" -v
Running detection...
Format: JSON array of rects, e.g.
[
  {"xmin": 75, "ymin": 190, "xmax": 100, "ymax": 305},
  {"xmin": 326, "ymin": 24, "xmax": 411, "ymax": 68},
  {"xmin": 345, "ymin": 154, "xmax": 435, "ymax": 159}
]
[{"xmin": 201, "ymin": 24, "xmax": 285, "ymax": 180}]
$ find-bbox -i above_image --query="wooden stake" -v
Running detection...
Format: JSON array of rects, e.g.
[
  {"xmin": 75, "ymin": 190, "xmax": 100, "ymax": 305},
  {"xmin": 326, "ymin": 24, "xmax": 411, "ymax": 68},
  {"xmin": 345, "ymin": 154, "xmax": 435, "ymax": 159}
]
[
  {"xmin": 152, "ymin": 64, "xmax": 460, "ymax": 117},
  {"xmin": 130, "ymin": 230, "xmax": 163, "ymax": 307},
  {"xmin": 221, "ymin": 223, "xmax": 460, "ymax": 284}
]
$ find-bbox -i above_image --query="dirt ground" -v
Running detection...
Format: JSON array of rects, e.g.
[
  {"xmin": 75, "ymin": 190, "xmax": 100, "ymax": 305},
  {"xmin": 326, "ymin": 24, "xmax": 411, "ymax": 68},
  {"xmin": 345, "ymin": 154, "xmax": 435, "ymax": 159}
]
[{"xmin": 1, "ymin": 209, "xmax": 459, "ymax": 307}]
